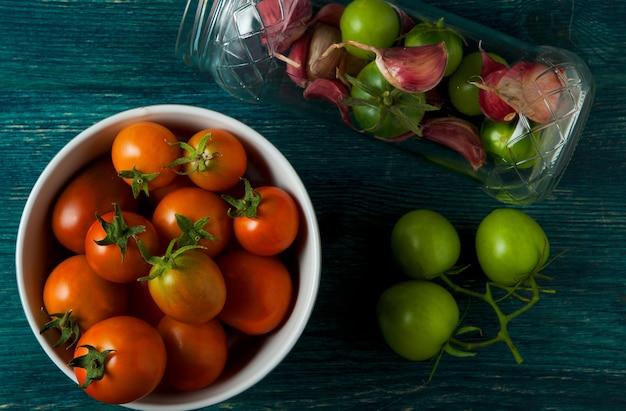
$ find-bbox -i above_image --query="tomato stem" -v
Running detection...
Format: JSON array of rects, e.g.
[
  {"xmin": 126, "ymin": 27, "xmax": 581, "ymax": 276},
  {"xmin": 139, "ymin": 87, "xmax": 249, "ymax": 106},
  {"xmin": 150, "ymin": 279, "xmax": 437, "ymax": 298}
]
[
  {"xmin": 440, "ymin": 244, "xmax": 563, "ymax": 365},
  {"xmin": 93, "ymin": 203, "xmax": 146, "ymax": 262},
  {"xmin": 117, "ymin": 166, "xmax": 159, "ymax": 198},
  {"xmin": 165, "ymin": 133, "xmax": 222, "ymax": 174},
  {"xmin": 68, "ymin": 345, "xmax": 116, "ymax": 389},
  {"xmin": 136, "ymin": 238, "xmax": 205, "ymax": 281},
  {"xmin": 440, "ymin": 273, "xmax": 543, "ymax": 364},
  {"xmin": 39, "ymin": 307, "xmax": 81, "ymax": 349},
  {"xmin": 222, "ymin": 178, "xmax": 262, "ymax": 219}
]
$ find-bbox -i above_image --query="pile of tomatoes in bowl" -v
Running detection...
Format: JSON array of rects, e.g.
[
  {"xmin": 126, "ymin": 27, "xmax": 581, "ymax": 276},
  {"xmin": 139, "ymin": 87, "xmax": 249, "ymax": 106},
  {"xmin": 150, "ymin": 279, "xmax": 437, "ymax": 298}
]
[{"xmin": 16, "ymin": 105, "xmax": 321, "ymax": 410}]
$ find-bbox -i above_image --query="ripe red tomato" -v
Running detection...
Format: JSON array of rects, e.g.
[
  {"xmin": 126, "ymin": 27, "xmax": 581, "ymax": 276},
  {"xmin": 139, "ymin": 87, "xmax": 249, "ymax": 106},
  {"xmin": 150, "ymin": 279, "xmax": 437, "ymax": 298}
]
[
  {"xmin": 84, "ymin": 205, "xmax": 160, "ymax": 283},
  {"xmin": 171, "ymin": 128, "xmax": 247, "ymax": 192},
  {"xmin": 223, "ymin": 179, "xmax": 300, "ymax": 256},
  {"xmin": 51, "ymin": 158, "xmax": 139, "ymax": 254},
  {"xmin": 70, "ymin": 316, "xmax": 166, "ymax": 404},
  {"xmin": 146, "ymin": 248, "xmax": 226, "ymax": 325},
  {"xmin": 156, "ymin": 316, "xmax": 228, "ymax": 391},
  {"xmin": 125, "ymin": 279, "xmax": 164, "ymax": 327},
  {"xmin": 216, "ymin": 249, "xmax": 293, "ymax": 335},
  {"xmin": 43, "ymin": 255, "xmax": 128, "ymax": 332},
  {"xmin": 111, "ymin": 121, "xmax": 181, "ymax": 196},
  {"xmin": 145, "ymin": 174, "xmax": 195, "ymax": 208},
  {"xmin": 151, "ymin": 187, "xmax": 233, "ymax": 258}
]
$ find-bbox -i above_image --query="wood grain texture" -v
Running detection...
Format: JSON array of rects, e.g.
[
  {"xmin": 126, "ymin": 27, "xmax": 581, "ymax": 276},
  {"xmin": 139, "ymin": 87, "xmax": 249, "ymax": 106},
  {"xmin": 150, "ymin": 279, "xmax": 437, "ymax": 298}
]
[{"xmin": 1, "ymin": 0, "xmax": 624, "ymax": 410}]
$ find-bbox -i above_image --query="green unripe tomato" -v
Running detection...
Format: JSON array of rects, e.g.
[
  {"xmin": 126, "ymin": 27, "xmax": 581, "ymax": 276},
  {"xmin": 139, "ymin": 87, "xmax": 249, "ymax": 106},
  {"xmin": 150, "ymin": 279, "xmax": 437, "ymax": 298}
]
[
  {"xmin": 377, "ymin": 280, "xmax": 459, "ymax": 361},
  {"xmin": 340, "ymin": 0, "xmax": 401, "ymax": 60},
  {"xmin": 476, "ymin": 208, "xmax": 550, "ymax": 286},
  {"xmin": 351, "ymin": 61, "xmax": 427, "ymax": 138},
  {"xmin": 448, "ymin": 51, "xmax": 508, "ymax": 116},
  {"xmin": 391, "ymin": 209, "xmax": 461, "ymax": 280},
  {"xmin": 404, "ymin": 21, "xmax": 464, "ymax": 77},
  {"xmin": 480, "ymin": 118, "xmax": 539, "ymax": 167}
]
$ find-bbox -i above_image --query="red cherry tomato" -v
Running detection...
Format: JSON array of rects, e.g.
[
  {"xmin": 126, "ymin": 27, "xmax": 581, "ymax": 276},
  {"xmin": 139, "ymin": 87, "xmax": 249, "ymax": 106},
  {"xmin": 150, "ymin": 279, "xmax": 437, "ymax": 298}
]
[
  {"xmin": 125, "ymin": 279, "xmax": 164, "ymax": 327},
  {"xmin": 51, "ymin": 158, "xmax": 139, "ymax": 254},
  {"xmin": 70, "ymin": 316, "xmax": 166, "ymax": 404},
  {"xmin": 172, "ymin": 128, "xmax": 247, "ymax": 192},
  {"xmin": 216, "ymin": 249, "xmax": 293, "ymax": 335},
  {"xmin": 84, "ymin": 205, "xmax": 160, "ymax": 283},
  {"xmin": 157, "ymin": 316, "xmax": 228, "ymax": 391},
  {"xmin": 111, "ymin": 121, "xmax": 181, "ymax": 196},
  {"xmin": 151, "ymin": 187, "xmax": 233, "ymax": 258},
  {"xmin": 223, "ymin": 179, "xmax": 299, "ymax": 256},
  {"xmin": 43, "ymin": 255, "xmax": 128, "ymax": 332}
]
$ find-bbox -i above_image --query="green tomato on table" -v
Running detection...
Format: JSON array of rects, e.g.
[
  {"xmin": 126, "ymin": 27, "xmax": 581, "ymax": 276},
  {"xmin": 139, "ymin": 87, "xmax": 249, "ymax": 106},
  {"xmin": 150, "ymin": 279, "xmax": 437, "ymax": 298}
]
[
  {"xmin": 390, "ymin": 209, "xmax": 461, "ymax": 280},
  {"xmin": 377, "ymin": 280, "xmax": 459, "ymax": 361},
  {"xmin": 476, "ymin": 208, "xmax": 550, "ymax": 286}
]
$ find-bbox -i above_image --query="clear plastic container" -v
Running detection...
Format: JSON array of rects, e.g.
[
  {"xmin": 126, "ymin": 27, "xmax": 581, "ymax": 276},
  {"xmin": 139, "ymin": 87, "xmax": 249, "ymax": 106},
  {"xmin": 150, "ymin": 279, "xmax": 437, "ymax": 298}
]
[{"xmin": 175, "ymin": 0, "xmax": 594, "ymax": 205}]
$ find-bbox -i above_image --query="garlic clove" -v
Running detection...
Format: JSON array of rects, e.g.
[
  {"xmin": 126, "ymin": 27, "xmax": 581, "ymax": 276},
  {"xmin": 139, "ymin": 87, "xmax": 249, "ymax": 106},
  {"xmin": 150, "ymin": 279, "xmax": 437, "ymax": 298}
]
[
  {"xmin": 479, "ymin": 68, "xmax": 517, "ymax": 122},
  {"xmin": 258, "ymin": 0, "xmax": 313, "ymax": 53},
  {"xmin": 303, "ymin": 78, "xmax": 359, "ymax": 131},
  {"xmin": 375, "ymin": 43, "xmax": 448, "ymax": 93},
  {"xmin": 311, "ymin": 3, "xmax": 345, "ymax": 27},
  {"xmin": 307, "ymin": 23, "xmax": 344, "ymax": 81},
  {"xmin": 389, "ymin": 3, "xmax": 416, "ymax": 35},
  {"xmin": 286, "ymin": 30, "xmax": 312, "ymax": 88},
  {"xmin": 318, "ymin": 41, "xmax": 448, "ymax": 93},
  {"xmin": 420, "ymin": 117, "xmax": 486, "ymax": 170},
  {"xmin": 496, "ymin": 61, "xmax": 564, "ymax": 124},
  {"xmin": 477, "ymin": 49, "xmax": 516, "ymax": 121}
]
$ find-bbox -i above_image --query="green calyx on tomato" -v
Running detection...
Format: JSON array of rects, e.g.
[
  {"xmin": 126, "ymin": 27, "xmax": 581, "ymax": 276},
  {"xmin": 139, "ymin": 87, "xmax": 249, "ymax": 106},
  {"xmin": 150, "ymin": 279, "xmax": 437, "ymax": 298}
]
[
  {"xmin": 404, "ymin": 18, "xmax": 465, "ymax": 77},
  {"xmin": 340, "ymin": 0, "xmax": 401, "ymax": 60},
  {"xmin": 137, "ymin": 237, "xmax": 226, "ymax": 324},
  {"xmin": 92, "ymin": 203, "xmax": 146, "ymax": 261},
  {"xmin": 174, "ymin": 213, "xmax": 219, "ymax": 248},
  {"xmin": 480, "ymin": 118, "xmax": 539, "ymax": 167},
  {"xmin": 136, "ymin": 238, "xmax": 204, "ymax": 281},
  {"xmin": 117, "ymin": 166, "xmax": 160, "ymax": 199},
  {"xmin": 165, "ymin": 133, "xmax": 217, "ymax": 174},
  {"xmin": 39, "ymin": 308, "xmax": 81, "ymax": 349},
  {"xmin": 344, "ymin": 61, "xmax": 439, "ymax": 138},
  {"xmin": 221, "ymin": 178, "xmax": 262, "ymax": 219},
  {"xmin": 68, "ymin": 344, "xmax": 116, "ymax": 388}
]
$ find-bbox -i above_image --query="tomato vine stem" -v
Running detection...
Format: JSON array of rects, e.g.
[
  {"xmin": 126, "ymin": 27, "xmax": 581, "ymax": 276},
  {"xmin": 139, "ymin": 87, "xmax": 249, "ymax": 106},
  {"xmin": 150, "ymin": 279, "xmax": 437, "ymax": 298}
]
[{"xmin": 441, "ymin": 273, "xmax": 544, "ymax": 364}]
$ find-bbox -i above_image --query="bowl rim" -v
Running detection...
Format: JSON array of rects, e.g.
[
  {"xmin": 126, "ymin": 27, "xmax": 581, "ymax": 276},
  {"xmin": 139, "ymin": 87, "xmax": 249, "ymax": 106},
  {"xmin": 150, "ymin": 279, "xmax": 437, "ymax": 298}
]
[{"xmin": 15, "ymin": 104, "xmax": 322, "ymax": 410}]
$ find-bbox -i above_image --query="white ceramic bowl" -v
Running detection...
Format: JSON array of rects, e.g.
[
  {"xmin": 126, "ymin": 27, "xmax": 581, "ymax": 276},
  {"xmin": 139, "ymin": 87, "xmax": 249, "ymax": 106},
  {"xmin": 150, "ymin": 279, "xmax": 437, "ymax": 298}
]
[{"xmin": 15, "ymin": 104, "xmax": 322, "ymax": 410}]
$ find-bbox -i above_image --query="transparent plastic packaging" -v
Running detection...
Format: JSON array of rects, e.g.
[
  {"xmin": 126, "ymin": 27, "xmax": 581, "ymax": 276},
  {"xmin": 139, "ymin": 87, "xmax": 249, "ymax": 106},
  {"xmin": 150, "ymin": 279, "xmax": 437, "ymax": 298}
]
[{"xmin": 176, "ymin": 0, "xmax": 594, "ymax": 205}]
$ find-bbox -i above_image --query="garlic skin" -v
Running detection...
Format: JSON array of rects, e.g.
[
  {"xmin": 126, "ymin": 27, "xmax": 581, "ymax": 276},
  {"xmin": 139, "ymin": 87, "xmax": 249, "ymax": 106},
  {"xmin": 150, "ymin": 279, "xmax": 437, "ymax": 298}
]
[
  {"xmin": 420, "ymin": 117, "xmax": 486, "ymax": 170},
  {"xmin": 303, "ymin": 78, "xmax": 357, "ymax": 130},
  {"xmin": 477, "ymin": 50, "xmax": 516, "ymax": 122},
  {"xmin": 496, "ymin": 61, "xmax": 564, "ymax": 124},
  {"xmin": 287, "ymin": 22, "xmax": 366, "ymax": 88},
  {"xmin": 258, "ymin": 0, "xmax": 313, "ymax": 53},
  {"xmin": 307, "ymin": 23, "xmax": 345, "ymax": 81},
  {"xmin": 286, "ymin": 30, "xmax": 311, "ymax": 88},
  {"xmin": 318, "ymin": 41, "xmax": 448, "ymax": 93},
  {"xmin": 480, "ymin": 68, "xmax": 517, "ymax": 122},
  {"xmin": 472, "ymin": 49, "xmax": 565, "ymax": 124}
]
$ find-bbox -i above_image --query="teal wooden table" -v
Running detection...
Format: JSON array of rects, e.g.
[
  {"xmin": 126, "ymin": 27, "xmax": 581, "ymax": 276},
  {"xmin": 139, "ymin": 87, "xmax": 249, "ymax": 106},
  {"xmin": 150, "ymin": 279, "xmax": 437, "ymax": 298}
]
[{"xmin": 1, "ymin": 1, "xmax": 624, "ymax": 410}]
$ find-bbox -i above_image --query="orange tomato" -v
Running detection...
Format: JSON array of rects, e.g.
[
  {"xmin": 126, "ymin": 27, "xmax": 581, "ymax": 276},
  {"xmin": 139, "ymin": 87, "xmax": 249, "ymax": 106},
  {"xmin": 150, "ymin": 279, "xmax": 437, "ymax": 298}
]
[
  {"xmin": 157, "ymin": 316, "xmax": 228, "ymax": 391},
  {"xmin": 216, "ymin": 249, "xmax": 293, "ymax": 335},
  {"xmin": 111, "ymin": 121, "xmax": 181, "ymax": 196}
]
